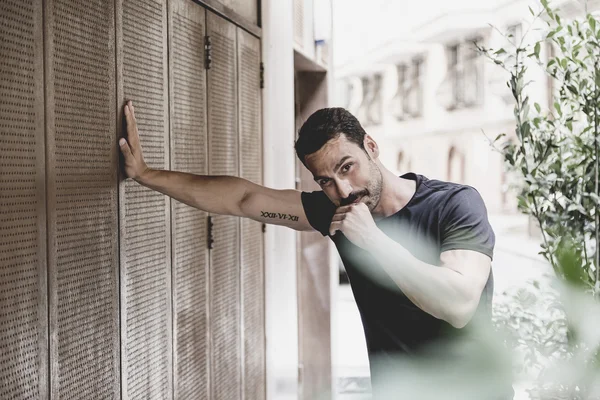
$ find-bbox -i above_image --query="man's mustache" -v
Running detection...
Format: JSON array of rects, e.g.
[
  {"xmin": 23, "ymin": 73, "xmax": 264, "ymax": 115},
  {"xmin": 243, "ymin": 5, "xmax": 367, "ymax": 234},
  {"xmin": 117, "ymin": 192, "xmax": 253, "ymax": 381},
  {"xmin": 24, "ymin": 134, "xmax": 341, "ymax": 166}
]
[{"xmin": 340, "ymin": 190, "xmax": 368, "ymax": 206}]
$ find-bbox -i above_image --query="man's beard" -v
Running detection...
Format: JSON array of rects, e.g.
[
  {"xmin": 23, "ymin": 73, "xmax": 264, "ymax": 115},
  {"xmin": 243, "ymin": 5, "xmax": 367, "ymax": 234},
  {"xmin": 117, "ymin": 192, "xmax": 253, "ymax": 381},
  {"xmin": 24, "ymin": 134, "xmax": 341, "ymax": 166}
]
[
  {"xmin": 340, "ymin": 160, "xmax": 383, "ymax": 211},
  {"xmin": 365, "ymin": 160, "xmax": 383, "ymax": 211}
]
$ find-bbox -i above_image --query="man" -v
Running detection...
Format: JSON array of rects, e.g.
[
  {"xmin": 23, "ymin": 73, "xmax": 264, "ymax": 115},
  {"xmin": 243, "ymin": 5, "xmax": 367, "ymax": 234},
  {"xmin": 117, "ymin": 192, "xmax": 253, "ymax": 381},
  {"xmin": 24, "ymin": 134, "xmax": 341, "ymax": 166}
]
[{"xmin": 119, "ymin": 101, "xmax": 513, "ymax": 399}]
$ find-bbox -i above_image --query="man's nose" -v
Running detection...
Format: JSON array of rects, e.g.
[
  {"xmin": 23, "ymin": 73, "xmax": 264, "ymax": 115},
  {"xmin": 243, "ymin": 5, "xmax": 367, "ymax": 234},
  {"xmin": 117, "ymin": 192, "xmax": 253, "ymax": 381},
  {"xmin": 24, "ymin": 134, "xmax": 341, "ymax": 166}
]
[{"xmin": 336, "ymin": 181, "xmax": 353, "ymax": 200}]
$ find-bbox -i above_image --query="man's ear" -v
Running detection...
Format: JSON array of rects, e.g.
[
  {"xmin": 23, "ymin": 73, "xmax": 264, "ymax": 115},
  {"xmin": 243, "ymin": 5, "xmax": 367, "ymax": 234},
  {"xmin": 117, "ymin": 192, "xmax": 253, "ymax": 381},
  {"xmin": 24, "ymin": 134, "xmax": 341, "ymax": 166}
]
[{"xmin": 363, "ymin": 135, "xmax": 379, "ymax": 159}]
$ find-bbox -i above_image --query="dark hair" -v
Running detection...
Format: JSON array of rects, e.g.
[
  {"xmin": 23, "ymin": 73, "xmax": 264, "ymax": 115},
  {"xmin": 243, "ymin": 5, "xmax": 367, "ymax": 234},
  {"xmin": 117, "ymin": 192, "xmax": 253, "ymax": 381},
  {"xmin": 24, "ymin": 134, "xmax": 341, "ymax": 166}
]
[{"xmin": 295, "ymin": 108, "xmax": 367, "ymax": 166}]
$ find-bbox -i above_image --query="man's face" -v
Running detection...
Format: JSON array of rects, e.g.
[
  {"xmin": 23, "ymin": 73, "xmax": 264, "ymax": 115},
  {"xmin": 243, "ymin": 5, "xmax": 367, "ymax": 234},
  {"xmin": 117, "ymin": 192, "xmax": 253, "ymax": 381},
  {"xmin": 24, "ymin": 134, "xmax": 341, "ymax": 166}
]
[{"xmin": 304, "ymin": 134, "xmax": 383, "ymax": 210}]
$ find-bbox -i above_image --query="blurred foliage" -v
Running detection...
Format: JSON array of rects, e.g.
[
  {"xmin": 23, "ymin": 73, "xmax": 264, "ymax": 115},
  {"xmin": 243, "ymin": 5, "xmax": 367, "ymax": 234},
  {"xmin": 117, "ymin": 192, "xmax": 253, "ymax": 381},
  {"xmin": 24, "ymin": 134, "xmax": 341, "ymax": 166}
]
[
  {"xmin": 492, "ymin": 276, "xmax": 568, "ymax": 376},
  {"xmin": 492, "ymin": 271, "xmax": 600, "ymax": 398},
  {"xmin": 478, "ymin": 0, "xmax": 600, "ymax": 397}
]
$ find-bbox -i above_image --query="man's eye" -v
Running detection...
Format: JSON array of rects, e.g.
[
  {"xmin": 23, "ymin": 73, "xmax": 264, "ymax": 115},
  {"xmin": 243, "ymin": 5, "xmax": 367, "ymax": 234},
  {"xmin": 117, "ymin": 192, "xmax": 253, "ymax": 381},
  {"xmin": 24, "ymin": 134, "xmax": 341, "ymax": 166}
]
[
  {"xmin": 342, "ymin": 163, "xmax": 352, "ymax": 172},
  {"xmin": 319, "ymin": 179, "xmax": 330, "ymax": 186}
]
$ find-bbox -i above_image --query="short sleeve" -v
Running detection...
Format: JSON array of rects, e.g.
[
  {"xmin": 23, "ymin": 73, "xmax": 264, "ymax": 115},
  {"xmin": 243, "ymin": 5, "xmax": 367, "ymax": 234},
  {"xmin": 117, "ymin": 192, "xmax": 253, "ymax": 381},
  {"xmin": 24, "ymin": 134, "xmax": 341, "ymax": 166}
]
[
  {"xmin": 300, "ymin": 190, "xmax": 336, "ymax": 237},
  {"xmin": 440, "ymin": 187, "xmax": 495, "ymax": 260}
]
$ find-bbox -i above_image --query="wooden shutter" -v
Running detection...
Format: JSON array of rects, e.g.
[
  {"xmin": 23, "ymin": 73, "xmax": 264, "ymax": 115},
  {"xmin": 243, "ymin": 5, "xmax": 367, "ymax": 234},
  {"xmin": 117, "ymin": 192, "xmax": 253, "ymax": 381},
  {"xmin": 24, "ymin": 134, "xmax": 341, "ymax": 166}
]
[
  {"xmin": 0, "ymin": 0, "xmax": 47, "ymax": 398},
  {"xmin": 45, "ymin": 0, "xmax": 120, "ymax": 397},
  {"xmin": 118, "ymin": 0, "xmax": 172, "ymax": 398},
  {"xmin": 237, "ymin": 27, "xmax": 265, "ymax": 400},
  {"xmin": 207, "ymin": 11, "xmax": 241, "ymax": 400},
  {"xmin": 168, "ymin": 0, "xmax": 210, "ymax": 398}
]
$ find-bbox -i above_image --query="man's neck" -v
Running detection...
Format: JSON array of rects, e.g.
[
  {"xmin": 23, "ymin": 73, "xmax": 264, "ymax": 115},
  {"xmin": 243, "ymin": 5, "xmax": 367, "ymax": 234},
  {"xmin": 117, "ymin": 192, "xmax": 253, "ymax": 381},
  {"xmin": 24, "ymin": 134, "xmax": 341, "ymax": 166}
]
[{"xmin": 372, "ymin": 168, "xmax": 417, "ymax": 219}]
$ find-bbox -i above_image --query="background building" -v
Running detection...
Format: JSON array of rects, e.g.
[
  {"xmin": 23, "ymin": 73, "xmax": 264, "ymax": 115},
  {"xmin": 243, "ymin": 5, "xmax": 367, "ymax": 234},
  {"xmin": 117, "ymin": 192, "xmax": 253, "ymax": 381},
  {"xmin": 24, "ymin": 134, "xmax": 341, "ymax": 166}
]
[
  {"xmin": 331, "ymin": 0, "xmax": 599, "ymax": 398},
  {"xmin": 334, "ymin": 0, "xmax": 600, "ymax": 212}
]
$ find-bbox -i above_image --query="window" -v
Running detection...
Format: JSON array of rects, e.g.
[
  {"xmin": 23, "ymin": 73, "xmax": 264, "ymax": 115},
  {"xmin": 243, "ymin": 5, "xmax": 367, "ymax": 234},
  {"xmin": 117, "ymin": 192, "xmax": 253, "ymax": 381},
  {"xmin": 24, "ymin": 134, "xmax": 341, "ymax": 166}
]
[
  {"xmin": 406, "ymin": 58, "xmax": 423, "ymax": 117},
  {"xmin": 507, "ymin": 23, "xmax": 522, "ymax": 44},
  {"xmin": 397, "ymin": 151, "xmax": 404, "ymax": 173},
  {"xmin": 335, "ymin": 79, "xmax": 353, "ymax": 109},
  {"xmin": 447, "ymin": 146, "xmax": 465, "ymax": 183},
  {"xmin": 462, "ymin": 37, "xmax": 482, "ymax": 107},
  {"xmin": 391, "ymin": 64, "xmax": 408, "ymax": 120},
  {"xmin": 447, "ymin": 44, "xmax": 461, "ymax": 109},
  {"xmin": 346, "ymin": 80, "xmax": 355, "ymax": 110},
  {"xmin": 356, "ymin": 76, "xmax": 371, "ymax": 123},
  {"xmin": 391, "ymin": 58, "xmax": 423, "ymax": 120},
  {"xmin": 367, "ymin": 74, "xmax": 383, "ymax": 125},
  {"xmin": 444, "ymin": 38, "xmax": 483, "ymax": 110},
  {"xmin": 397, "ymin": 150, "xmax": 411, "ymax": 174},
  {"xmin": 357, "ymin": 74, "xmax": 382, "ymax": 126}
]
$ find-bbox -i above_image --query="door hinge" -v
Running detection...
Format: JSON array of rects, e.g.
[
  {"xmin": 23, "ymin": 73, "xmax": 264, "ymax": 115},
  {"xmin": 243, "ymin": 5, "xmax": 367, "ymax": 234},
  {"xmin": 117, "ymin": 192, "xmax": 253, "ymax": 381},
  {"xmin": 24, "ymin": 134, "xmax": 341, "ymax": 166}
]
[
  {"xmin": 205, "ymin": 36, "xmax": 213, "ymax": 70},
  {"xmin": 261, "ymin": 223, "xmax": 266, "ymax": 233},
  {"xmin": 260, "ymin": 62, "xmax": 264, "ymax": 88},
  {"xmin": 207, "ymin": 216, "xmax": 214, "ymax": 249}
]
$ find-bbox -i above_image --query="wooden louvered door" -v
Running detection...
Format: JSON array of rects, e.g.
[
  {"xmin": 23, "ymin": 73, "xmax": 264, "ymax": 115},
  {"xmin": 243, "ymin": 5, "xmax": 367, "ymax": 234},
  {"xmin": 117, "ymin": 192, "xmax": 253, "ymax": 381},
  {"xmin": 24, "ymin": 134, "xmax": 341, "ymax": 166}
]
[
  {"xmin": 168, "ymin": 0, "xmax": 210, "ymax": 399},
  {"xmin": 206, "ymin": 10, "xmax": 242, "ymax": 400},
  {"xmin": 118, "ymin": 0, "xmax": 173, "ymax": 398},
  {"xmin": 237, "ymin": 28, "xmax": 266, "ymax": 400},
  {"xmin": 0, "ymin": 1, "xmax": 265, "ymax": 399},
  {"xmin": 45, "ymin": 0, "xmax": 120, "ymax": 398},
  {"xmin": 0, "ymin": 1, "xmax": 47, "ymax": 398}
]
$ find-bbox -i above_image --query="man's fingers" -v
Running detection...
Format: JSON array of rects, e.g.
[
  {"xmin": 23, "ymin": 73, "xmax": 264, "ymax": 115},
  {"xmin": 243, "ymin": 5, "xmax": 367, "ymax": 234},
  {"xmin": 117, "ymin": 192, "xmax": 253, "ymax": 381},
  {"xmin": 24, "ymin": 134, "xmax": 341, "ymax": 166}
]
[
  {"xmin": 119, "ymin": 138, "xmax": 132, "ymax": 158},
  {"xmin": 124, "ymin": 101, "xmax": 141, "ymax": 149},
  {"xmin": 331, "ymin": 213, "xmax": 346, "ymax": 222},
  {"xmin": 336, "ymin": 205, "xmax": 355, "ymax": 214},
  {"xmin": 329, "ymin": 221, "xmax": 342, "ymax": 236},
  {"xmin": 124, "ymin": 103, "xmax": 135, "ymax": 133},
  {"xmin": 128, "ymin": 100, "xmax": 136, "ymax": 119}
]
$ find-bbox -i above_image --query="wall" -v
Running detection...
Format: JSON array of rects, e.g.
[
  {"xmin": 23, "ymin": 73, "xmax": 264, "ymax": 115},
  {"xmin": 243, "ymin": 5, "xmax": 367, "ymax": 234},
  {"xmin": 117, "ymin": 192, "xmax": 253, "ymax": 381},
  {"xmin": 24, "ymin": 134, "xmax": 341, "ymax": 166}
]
[
  {"xmin": 261, "ymin": 0, "xmax": 301, "ymax": 399},
  {"xmin": 0, "ymin": 0, "xmax": 264, "ymax": 399}
]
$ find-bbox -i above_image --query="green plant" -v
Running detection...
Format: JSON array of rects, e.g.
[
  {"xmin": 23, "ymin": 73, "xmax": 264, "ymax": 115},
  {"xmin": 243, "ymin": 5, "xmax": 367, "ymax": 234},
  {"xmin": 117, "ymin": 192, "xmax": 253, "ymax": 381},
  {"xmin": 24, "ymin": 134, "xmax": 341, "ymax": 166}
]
[
  {"xmin": 478, "ymin": 0, "xmax": 600, "ymax": 297},
  {"xmin": 478, "ymin": 2, "xmax": 600, "ymax": 397}
]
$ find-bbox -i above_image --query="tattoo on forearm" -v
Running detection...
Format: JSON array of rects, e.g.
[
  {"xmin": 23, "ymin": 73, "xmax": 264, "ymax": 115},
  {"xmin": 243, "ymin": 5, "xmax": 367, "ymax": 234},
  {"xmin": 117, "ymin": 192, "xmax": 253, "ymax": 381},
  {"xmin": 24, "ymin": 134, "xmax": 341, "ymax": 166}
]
[{"xmin": 260, "ymin": 211, "xmax": 299, "ymax": 222}]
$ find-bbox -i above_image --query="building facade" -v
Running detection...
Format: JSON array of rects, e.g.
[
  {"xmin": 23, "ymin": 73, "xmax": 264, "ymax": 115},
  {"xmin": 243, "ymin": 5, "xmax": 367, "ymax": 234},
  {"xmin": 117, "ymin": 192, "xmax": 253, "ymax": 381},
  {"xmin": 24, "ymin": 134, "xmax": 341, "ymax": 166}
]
[{"xmin": 334, "ymin": 0, "xmax": 599, "ymax": 215}]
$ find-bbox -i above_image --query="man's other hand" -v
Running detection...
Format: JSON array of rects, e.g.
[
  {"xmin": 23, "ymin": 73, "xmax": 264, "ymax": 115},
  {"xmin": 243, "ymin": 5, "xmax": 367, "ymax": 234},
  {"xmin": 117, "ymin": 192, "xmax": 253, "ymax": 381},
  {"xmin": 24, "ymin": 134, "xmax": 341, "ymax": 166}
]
[{"xmin": 329, "ymin": 203, "xmax": 381, "ymax": 249}]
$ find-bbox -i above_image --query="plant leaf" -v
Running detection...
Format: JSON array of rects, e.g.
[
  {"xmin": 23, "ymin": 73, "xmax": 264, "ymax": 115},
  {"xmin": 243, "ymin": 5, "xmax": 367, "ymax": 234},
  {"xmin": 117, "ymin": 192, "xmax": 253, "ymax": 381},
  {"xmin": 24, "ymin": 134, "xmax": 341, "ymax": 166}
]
[
  {"xmin": 554, "ymin": 102, "xmax": 562, "ymax": 117},
  {"xmin": 521, "ymin": 121, "xmax": 531, "ymax": 139},
  {"xmin": 589, "ymin": 14, "xmax": 597, "ymax": 33}
]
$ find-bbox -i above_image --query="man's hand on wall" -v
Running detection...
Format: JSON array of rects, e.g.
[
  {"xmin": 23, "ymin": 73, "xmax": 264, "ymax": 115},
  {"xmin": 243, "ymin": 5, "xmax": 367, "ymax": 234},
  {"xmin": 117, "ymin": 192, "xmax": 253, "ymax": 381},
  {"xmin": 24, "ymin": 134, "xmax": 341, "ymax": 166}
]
[{"xmin": 119, "ymin": 100, "xmax": 150, "ymax": 181}]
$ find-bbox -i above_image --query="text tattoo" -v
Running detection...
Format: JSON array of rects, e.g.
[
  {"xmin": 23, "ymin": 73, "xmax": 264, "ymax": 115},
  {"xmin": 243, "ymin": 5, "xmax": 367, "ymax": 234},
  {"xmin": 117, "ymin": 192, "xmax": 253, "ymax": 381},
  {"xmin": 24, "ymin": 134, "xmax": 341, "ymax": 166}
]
[{"xmin": 260, "ymin": 211, "xmax": 299, "ymax": 222}]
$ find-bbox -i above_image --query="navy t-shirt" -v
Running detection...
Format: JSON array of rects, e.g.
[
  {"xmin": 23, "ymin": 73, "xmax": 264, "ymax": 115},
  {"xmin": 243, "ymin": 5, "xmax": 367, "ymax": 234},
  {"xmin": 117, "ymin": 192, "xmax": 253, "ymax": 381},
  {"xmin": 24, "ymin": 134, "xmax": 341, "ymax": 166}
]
[{"xmin": 301, "ymin": 172, "xmax": 496, "ymax": 357}]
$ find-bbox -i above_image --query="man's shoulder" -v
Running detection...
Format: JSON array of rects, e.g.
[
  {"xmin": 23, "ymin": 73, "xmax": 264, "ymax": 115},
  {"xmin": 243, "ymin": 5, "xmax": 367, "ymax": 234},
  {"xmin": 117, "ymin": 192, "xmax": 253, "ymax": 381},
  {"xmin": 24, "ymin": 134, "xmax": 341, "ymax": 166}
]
[
  {"xmin": 411, "ymin": 175, "xmax": 487, "ymax": 220},
  {"xmin": 417, "ymin": 175, "xmax": 476, "ymax": 202}
]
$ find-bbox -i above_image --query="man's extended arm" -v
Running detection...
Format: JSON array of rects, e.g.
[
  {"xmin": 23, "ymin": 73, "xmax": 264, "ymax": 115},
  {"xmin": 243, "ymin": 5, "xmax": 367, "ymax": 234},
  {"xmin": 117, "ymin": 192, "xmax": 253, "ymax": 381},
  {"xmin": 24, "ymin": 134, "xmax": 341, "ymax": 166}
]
[{"xmin": 119, "ymin": 100, "xmax": 314, "ymax": 231}]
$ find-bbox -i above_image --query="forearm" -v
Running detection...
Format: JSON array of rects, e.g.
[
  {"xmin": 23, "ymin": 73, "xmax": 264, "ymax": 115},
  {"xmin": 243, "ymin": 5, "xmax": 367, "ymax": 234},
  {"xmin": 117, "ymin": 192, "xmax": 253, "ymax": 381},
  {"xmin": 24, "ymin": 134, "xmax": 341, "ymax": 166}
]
[
  {"xmin": 366, "ymin": 231, "xmax": 472, "ymax": 328},
  {"xmin": 135, "ymin": 169, "xmax": 248, "ymax": 216}
]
